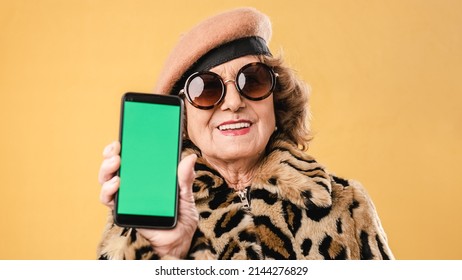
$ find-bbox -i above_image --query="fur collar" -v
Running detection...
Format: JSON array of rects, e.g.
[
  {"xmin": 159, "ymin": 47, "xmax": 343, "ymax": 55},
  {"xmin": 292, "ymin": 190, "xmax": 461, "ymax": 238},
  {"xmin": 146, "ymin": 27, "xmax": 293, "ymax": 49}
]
[{"xmin": 183, "ymin": 138, "xmax": 333, "ymax": 210}]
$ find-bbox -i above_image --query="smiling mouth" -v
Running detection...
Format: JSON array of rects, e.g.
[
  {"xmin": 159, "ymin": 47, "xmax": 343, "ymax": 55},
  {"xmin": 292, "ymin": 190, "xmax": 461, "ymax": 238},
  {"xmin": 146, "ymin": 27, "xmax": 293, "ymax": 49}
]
[{"xmin": 218, "ymin": 122, "xmax": 251, "ymax": 131}]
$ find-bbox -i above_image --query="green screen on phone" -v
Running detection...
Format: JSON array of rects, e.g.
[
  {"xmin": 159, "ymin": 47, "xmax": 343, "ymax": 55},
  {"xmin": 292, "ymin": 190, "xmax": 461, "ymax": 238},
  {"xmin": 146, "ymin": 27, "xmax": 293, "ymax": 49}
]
[{"xmin": 117, "ymin": 100, "xmax": 181, "ymax": 217}]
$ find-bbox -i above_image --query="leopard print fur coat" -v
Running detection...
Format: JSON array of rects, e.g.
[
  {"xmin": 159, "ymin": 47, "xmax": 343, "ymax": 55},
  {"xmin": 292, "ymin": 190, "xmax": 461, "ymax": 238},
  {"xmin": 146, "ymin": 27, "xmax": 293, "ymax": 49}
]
[{"xmin": 97, "ymin": 138, "xmax": 394, "ymax": 260}]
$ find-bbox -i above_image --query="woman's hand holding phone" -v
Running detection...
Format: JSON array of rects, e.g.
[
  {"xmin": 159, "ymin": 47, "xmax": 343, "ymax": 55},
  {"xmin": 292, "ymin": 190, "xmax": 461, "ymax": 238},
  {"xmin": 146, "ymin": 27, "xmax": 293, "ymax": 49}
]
[
  {"xmin": 98, "ymin": 141, "xmax": 199, "ymax": 259},
  {"xmin": 98, "ymin": 141, "xmax": 121, "ymax": 209}
]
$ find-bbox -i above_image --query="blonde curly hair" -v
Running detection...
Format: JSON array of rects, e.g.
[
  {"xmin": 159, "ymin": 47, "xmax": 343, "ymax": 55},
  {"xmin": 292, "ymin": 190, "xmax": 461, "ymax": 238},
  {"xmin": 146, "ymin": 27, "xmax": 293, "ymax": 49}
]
[{"xmin": 262, "ymin": 55, "xmax": 312, "ymax": 151}]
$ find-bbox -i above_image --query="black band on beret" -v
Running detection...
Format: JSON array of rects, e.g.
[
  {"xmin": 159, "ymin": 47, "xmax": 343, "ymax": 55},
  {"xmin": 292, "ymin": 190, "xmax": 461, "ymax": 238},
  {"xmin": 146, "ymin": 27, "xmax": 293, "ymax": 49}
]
[
  {"xmin": 171, "ymin": 36, "xmax": 271, "ymax": 95},
  {"xmin": 191, "ymin": 36, "xmax": 271, "ymax": 73}
]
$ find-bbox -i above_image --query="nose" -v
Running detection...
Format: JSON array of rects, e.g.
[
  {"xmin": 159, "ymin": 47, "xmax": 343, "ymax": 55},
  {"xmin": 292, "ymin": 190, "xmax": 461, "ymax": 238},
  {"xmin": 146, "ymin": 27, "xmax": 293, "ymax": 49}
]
[{"xmin": 220, "ymin": 79, "xmax": 245, "ymax": 112}]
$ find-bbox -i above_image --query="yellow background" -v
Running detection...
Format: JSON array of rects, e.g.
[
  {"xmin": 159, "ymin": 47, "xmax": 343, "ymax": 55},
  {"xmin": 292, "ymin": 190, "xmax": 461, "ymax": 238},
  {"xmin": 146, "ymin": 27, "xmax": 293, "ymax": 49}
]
[{"xmin": 1, "ymin": 0, "xmax": 461, "ymax": 260}]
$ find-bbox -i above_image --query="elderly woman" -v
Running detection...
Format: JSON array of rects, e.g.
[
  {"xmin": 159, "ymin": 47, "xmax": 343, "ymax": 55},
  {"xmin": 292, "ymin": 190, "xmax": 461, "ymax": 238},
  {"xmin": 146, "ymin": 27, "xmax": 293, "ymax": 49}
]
[{"xmin": 97, "ymin": 7, "xmax": 394, "ymax": 260}]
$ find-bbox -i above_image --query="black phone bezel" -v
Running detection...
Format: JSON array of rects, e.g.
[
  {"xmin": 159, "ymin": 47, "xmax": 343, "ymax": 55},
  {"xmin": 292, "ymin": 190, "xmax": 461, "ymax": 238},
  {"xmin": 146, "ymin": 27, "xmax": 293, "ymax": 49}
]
[{"xmin": 114, "ymin": 92, "xmax": 183, "ymax": 229}]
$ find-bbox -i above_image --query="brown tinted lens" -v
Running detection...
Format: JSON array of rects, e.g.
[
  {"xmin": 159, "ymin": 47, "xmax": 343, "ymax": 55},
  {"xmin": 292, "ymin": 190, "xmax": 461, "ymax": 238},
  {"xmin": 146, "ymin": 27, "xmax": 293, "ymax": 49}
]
[
  {"xmin": 187, "ymin": 73, "xmax": 223, "ymax": 108},
  {"xmin": 237, "ymin": 63, "xmax": 273, "ymax": 99}
]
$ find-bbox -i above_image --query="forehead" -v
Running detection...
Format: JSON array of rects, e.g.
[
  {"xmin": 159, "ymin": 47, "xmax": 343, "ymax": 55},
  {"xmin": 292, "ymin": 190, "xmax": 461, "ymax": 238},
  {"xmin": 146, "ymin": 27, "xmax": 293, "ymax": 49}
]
[{"xmin": 209, "ymin": 55, "xmax": 260, "ymax": 75}]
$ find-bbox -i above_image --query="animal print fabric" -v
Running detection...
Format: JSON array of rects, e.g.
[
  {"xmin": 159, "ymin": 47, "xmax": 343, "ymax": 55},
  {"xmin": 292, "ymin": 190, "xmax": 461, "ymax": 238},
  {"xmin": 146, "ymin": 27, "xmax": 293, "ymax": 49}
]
[{"xmin": 97, "ymin": 139, "xmax": 394, "ymax": 260}]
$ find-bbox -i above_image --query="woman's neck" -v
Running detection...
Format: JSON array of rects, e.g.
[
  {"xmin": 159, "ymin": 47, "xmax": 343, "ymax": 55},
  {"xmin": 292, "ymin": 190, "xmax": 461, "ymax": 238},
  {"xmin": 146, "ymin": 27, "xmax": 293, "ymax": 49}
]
[{"xmin": 203, "ymin": 155, "xmax": 261, "ymax": 191}]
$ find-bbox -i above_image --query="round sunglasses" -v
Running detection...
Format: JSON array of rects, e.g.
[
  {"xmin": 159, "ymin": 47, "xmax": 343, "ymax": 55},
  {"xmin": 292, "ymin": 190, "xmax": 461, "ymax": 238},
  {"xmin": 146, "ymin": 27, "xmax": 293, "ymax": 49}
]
[{"xmin": 179, "ymin": 62, "xmax": 278, "ymax": 110}]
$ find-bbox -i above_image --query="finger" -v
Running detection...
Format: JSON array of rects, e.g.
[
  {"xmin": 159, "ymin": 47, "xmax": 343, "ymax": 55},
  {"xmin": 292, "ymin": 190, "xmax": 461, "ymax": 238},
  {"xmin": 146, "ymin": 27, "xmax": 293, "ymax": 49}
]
[
  {"xmin": 98, "ymin": 155, "xmax": 120, "ymax": 185},
  {"xmin": 100, "ymin": 176, "xmax": 119, "ymax": 209},
  {"xmin": 102, "ymin": 141, "xmax": 120, "ymax": 159},
  {"xmin": 177, "ymin": 154, "xmax": 197, "ymax": 199}
]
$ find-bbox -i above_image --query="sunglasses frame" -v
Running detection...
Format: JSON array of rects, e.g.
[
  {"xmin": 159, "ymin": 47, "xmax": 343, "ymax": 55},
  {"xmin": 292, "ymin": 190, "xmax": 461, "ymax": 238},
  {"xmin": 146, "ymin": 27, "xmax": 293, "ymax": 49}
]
[{"xmin": 179, "ymin": 62, "xmax": 278, "ymax": 110}]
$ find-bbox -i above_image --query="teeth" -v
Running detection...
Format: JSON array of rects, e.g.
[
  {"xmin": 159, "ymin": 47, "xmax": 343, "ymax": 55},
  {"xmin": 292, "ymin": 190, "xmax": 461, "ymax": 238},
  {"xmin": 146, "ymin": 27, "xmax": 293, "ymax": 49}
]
[{"xmin": 218, "ymin": 122, "xmax": 251, "ymax": 131}]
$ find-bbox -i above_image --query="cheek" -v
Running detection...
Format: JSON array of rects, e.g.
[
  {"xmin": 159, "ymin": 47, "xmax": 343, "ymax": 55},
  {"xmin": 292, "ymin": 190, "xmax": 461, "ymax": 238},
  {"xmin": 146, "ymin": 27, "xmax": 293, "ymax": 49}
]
[
  {"xmin": 262, "ymin": 113, "xmax": 276, "ymax": 140},
  {"xmin": 258, "ymin": 99, "xmax": 276, "ymax": 134},
  {"xmin": 185, "ymin": 105, "xmax": 212, "ymax": 144},
  {"xmin": 186, "ymin": 112, "xmax": 198, "ymax": 140}
]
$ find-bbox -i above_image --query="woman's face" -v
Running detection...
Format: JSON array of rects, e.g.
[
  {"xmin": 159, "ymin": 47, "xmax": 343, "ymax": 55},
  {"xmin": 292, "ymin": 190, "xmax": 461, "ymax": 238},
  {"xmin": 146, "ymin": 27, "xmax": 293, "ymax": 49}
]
[{"xmin": 186, "ymin": 55, "xmax": 276, "ymax": 163}]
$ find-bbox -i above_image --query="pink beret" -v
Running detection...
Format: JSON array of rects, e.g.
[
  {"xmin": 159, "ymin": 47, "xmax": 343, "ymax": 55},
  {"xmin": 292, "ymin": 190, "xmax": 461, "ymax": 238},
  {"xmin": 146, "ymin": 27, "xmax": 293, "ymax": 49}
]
[{"xmin": 154, "ymin": 7, "xmax": 272, "ymax": 95}]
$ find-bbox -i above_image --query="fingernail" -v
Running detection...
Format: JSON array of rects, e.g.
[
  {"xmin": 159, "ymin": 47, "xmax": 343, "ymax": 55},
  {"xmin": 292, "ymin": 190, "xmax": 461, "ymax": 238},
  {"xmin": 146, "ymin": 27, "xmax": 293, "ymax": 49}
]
[
  {"xmin": 111, "ymin": 176, "xmax": 119, "ymax": 184},
  {"xmin": 104, "ymin": 144, "xmax": 113, "ymax": 155}
]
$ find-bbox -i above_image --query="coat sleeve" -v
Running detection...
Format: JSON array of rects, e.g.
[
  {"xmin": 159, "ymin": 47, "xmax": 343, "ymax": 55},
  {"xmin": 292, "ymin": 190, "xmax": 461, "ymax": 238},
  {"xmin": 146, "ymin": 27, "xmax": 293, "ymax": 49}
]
[
  {"xmin": 349, "ymin": 181, "xmax": 395, "ymax": 260},
  {"xmin": 96, "ymin": 211, "xmax": 160, "ymax": 260}
]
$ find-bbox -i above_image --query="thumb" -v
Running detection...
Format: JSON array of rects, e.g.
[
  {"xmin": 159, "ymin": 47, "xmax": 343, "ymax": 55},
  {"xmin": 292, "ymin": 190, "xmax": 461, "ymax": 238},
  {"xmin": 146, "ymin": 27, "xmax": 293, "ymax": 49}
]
[{"xmin": 177, "ymin": 154, "xmax": 197, "ymax": 197}]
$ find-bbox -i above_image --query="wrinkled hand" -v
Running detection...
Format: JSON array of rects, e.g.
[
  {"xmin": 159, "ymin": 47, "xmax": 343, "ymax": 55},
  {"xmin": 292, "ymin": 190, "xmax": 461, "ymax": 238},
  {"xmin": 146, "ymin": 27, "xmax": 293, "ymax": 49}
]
[{"xmin": 98, "ymin": 141, "xmax": 199, "ymax": 259}]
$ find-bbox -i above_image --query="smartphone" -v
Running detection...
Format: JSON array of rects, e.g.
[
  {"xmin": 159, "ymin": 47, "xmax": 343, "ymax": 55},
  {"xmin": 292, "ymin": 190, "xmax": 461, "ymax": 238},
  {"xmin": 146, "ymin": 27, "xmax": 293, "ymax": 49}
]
[{"xmin": 114, "ymin": 92, "xmax": 183, "ymax": 228}]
